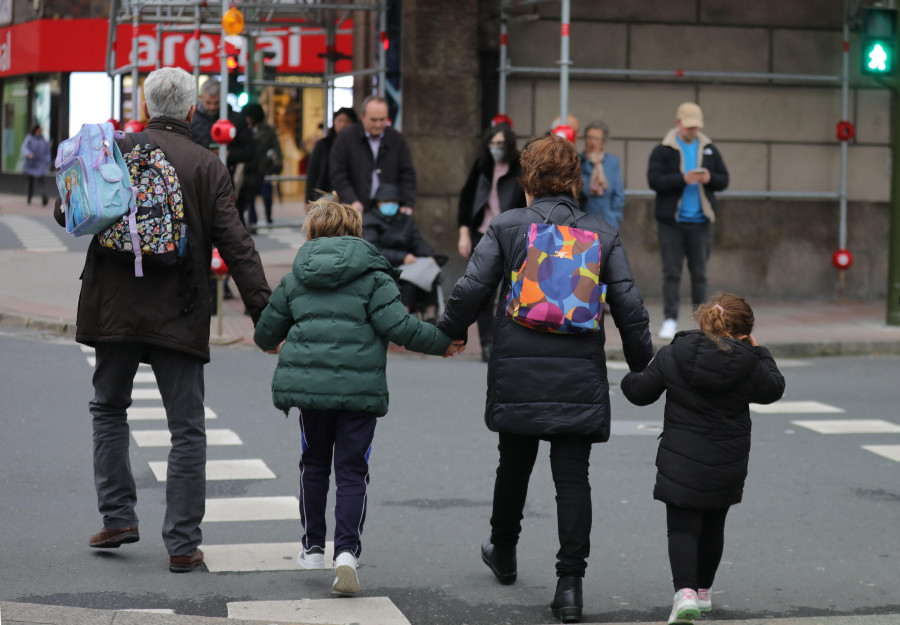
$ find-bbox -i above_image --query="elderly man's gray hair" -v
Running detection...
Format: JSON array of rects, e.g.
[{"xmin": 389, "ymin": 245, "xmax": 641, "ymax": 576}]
[
  {"xmin": 584, "ymin": 120, "xmax": 610, "ymax": 141},
  {"xmin": 200, "ymin": 77, "xmax": 221, "ymax": 97},
  {"xmin": 143, "ymin": 67, "xmax": 197, "ymax": 120}
]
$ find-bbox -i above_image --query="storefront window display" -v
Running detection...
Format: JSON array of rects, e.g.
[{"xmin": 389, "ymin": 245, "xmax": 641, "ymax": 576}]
[{"xmin": 2, "ymin": 78, "xmax": 28, "ymax": 172}]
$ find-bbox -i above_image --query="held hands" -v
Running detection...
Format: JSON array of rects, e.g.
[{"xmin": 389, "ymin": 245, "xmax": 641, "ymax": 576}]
[
  {"xmin": 264, "ymin": 341, "xmax": 284, "ymax": 355},
  {"xmin": 443, "ymin": 340, "xmax": 466, "ymax": 358},
  {"xmin": 351, "ymin": 201, "xmax": 364, "ymax": 213}
]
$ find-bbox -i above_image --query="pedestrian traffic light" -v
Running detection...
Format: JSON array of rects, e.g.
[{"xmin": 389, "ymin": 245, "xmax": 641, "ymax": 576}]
[
  {"xmin": 861, "ymin": 6, "xmax": 897, "ymax": 75},
  {"xmin": 226, "ymin": 54, "xmax": 247, "ymax": 103}
]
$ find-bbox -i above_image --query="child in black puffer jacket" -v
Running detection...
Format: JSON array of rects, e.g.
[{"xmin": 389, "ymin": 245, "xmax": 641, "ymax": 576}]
[{"xmin": 621, "ymin": 293, "xmax": 785, "ymax": 625}]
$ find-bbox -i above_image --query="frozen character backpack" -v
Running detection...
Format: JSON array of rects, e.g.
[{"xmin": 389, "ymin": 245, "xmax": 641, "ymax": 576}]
[{"xmin": 55, "ymin": 123, "xmax": 134, "ymax": 237}]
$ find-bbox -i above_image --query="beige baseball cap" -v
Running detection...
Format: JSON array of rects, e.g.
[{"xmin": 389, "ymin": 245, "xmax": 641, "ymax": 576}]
[{"xmin": 676, "ymin": 102, "xmax": 704, "ymax": 128}]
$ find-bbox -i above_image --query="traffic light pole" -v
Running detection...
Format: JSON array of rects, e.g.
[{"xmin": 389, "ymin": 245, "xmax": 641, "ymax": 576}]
[{"xmin": 888, "ymin": 87, "xmax": 900, "ymax": 324}]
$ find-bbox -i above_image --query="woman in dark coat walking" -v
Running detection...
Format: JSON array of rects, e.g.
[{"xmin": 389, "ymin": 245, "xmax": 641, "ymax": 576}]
[
  {"xmin": 621, "ymin": 293, "xmax": 784, "ymax": 624},
  {"xmin": 305, "ymin": 107, "xmax": 358, "ymax": 203},
  {"xmin": 20, "ymin": 124, "xmax": 52, "ymax": 205},
  {"xmin": 438, "ymin": 134, "xmax": 654, "ymax": 623},
  {"xmin": 456, "ymin": 123, "xmax": 526, "ymax": 360}
]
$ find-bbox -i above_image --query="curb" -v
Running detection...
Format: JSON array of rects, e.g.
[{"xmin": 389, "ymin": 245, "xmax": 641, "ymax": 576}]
[{"xmin": 0, "ymin": 311, "xmax": 76, "ymax": 336}]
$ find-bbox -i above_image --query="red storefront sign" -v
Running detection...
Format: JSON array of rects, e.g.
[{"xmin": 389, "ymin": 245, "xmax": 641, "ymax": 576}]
[
  {"xmin": 114, "ymin": 23, "xmax": 353, "ymax": 74},
  {"xmin": 1, "ymin": 18, "xmax": 352, "ymax": 78},
  {"xmin": 0, "ymin": 19, "xmax": 109, "ymax": 78}
]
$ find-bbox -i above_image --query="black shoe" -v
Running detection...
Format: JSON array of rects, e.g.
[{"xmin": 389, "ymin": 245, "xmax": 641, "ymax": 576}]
[
  {"xmin": 481, "ymin": 538, "xmax": 516, "ymax": 585},
  {"xmin": 550, "ymin": 576, "xmax": 583, "ymax": 623}
]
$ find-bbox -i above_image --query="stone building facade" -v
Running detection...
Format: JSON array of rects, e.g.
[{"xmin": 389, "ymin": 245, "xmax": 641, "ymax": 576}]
[{"xmin": 402, "ymin": 0, "xmax": 892, "ymax": 301}]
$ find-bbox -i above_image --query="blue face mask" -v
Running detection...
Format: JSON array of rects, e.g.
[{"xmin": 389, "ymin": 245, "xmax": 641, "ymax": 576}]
[{"xmin": 379, "ymin": 202, "xmax": 400, "ymax": 217}]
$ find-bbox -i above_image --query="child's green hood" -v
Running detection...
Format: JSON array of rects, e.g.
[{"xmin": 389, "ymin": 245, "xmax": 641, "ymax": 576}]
[{"xmin": 292, "ymin": 236, "xmax": 399, "ymax": 289}]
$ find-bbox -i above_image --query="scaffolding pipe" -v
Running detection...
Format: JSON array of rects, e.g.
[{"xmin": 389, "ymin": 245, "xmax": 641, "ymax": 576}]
[
  {"xmin": 558, "ymin": 0, "xmax": 570, "ymax": 125},
  {"xmin": 325, "ymin": 13, "xmax": 337, "ymax": 130},
  {"xmin": 504, "ymin": 65, "xmax": 841, "ymax": 83},
  {"xmin": 131, "ymin": 9, "xmax": 140, "ymax": 122},
  {"xmin": 193, "ymin": 5, "xmax": 201, "ymax": 84},
  {"xmin": 839, "ymin": 22, "xmax": 850, "ymax": 251},
  {"xmin": 377, "ymin": 0, "xmax": 387, "ymax": 100},
  {"xmin": 498, "ymin": 8, "xmax": 508, "ymax": 114},
  {"xmin": 155, "ymin": 23, "xmax": 162, "ymax": 70},
  {"xmin": 218, "ymin": 0, "xmax": 228, "ymax": 166}
]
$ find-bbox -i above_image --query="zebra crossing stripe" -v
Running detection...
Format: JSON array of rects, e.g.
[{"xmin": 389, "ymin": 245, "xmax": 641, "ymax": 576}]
[
  {"xmin": 861, "ymin": 445, "xmax": 900, "ymax": 462},
  {"xmin": 205, "ymin": 496, "xmax": 299, "ymax": 522},
  {"xmin": 131, "ymin": 387, "xmax": 162, "ymax": 400},
  {"xmin": 132, "ymin": 428, "xmax": 242, "ymax": 447},
  {"xmin": 227, "ymin": 597, "xmax": 411, "ymax": 625},
  {"xmin": 127, "ymin": 406, "xmax": 217, "ymax": 420},
  {"xmin": 201, "ymin": 542, "xmax": 331, "ymax": 572},
  {"xmin": 751, "ymin": 400, "xmax": 844, "ymax": 414},
  {"xmin": 148, "ymin": 459, "xmax": 276, "ymax": 482},
  {"xmin": 0, "ymin": 215, "xmax": 66, "ymax": 252},
  {"xmin": 792, "ymin": 420, "xmax": 900, "ymax": 434}
]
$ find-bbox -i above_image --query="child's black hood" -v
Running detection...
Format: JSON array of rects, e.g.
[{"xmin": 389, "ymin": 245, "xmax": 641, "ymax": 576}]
[{"xmin": 670, "ymin": 329, "xmax": 762, "ymax": 392}]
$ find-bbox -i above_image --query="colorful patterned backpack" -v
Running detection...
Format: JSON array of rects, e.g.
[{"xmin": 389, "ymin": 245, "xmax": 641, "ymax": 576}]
[
  {"xmin": 98, "ymin": 132, "xmax": 188, "ymax": 277},
  {"xmin": 505, "ymin": 203, "xmax": 606, "ymax": 334}
]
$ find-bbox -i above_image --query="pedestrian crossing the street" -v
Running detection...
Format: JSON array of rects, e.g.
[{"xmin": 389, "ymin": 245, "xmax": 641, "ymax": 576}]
[{"xmin": 77, "ymin": 341, "xmax": 412, "ymax": 624}]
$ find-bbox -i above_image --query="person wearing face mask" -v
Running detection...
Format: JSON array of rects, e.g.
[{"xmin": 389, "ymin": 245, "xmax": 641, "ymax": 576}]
[
  {"xmin": 362, "ymin": 184, "xmax": 438, "ymax": 318},
  {"xmin": 456, "ymin": 122, "xmax": 525, "ymax": 361}
]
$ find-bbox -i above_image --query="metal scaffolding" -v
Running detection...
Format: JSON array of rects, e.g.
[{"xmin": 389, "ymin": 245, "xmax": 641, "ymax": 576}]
[
  {"xmin": 497, "ymin": 0, "xmax": 854, "ymax": 253},
  {"xmin": 105, "ymin": 0, "xmax": 391, "ymax": 163}
]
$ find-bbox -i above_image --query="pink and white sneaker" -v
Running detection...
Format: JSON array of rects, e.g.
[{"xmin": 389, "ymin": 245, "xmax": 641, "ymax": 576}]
[
  {"xmin": 697, "ymin": 588, "xmax": 712, "ymax": 612},
  {"xmin": 668, "ymin": 588, "xmax": 700, "ymax": 624}
]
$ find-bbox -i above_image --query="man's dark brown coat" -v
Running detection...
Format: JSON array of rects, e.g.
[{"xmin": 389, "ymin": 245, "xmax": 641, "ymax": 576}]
[{"xmin": 54, "ymin": 117, "xmax": 271, "ymax": 362}]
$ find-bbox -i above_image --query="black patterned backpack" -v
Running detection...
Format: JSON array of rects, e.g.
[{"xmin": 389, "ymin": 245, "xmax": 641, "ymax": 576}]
[{"xmin": 97, "ymin": 132, "xmax": 188, "ymax": 277}]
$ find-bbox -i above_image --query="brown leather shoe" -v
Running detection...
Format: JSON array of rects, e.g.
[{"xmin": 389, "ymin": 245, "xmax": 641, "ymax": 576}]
[
  {"xmin": 169, "ymin": 548, "xmax": 205, "ymax": 573},
  {"xmin": 89, "ymin": 526, "xmax": 140, "ymax": 549}
]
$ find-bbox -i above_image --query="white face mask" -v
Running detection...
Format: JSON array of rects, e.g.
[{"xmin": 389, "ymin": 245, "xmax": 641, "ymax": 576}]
[{"xmin": 489, "ymin": 146, "xmax": 506, "ymax": 162}]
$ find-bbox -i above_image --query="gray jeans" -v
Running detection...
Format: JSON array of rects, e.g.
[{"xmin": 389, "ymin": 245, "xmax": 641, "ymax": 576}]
[
  {"xmin": 658, "ymin": 221, "xmax": 711, "ymax": 321},
  {"xmin": 90, "ymin": 342, "xmax": 206, "ymax": 556}
]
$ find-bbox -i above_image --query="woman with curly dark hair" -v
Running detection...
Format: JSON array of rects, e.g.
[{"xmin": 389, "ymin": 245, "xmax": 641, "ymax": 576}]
[{"xmin": 438, "ymin": 134, "xmax": 654, "ymax": 623}]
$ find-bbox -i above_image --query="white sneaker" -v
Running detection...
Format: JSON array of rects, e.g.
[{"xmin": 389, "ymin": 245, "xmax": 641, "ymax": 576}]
[
  {"xmin": 659, "ymin": 318, "xmax": 678, "ymax": 340},
  {"xmin": 668, "ymin": 588, "xmax": 700, "ymax": 624},
  {"xmin": 332, "ymin": 551, "xmax": 359, "ymax": 594},
  {"xmin": 297, "ymin": 546, "xmax": 326, "ymax": 569},
  {"xmin": 697, "ymin": 588, "xmax": 712, "ymax": 612}
]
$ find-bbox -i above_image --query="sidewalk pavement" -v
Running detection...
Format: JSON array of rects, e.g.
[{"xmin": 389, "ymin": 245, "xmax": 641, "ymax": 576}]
[
  {"xmin": 3, "ymin": 601, "xmax": 899, "ymax": 625},
  {"xmin": 4, "ymin": 192, "xmax": 900, "ymax": 358}
]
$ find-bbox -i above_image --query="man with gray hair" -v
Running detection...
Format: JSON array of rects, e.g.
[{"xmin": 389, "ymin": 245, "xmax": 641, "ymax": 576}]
[
  {"xmin": 329, "ymin": 95, "xmax": 416, "ymax": 213},
  {"xmin": 53, "ymin": 67, "xmax": 271, "ymax": 573},
  {"xmin": 579, "ymin": 121, "xmax": 625, "ymax": 229}
]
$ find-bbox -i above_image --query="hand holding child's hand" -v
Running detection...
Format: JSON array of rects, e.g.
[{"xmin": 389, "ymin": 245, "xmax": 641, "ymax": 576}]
[
  {"xmin": 443, "ymin": 340, "xmax": 466, "ymax": 358},
  {"xmin": 264, "ymin": 341, "xmax": 284, "ymax": 355}
]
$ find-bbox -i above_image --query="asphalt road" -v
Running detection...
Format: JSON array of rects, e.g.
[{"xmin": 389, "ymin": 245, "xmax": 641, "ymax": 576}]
[{"xmin": 1, "ymin": 325, "xmax": 899, "ymax": 624}]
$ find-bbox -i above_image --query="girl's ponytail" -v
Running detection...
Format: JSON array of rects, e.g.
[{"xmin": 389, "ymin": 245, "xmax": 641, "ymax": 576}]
[{"xmin": 692, "ymin": 293, "xmax": 755, "ymax": 352}]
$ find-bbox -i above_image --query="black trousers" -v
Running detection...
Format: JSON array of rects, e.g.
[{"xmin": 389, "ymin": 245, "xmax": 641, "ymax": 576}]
[
  {"xmin": 658, "ymin": 221, "xmax": 711, "ymax": 321},
  {"xmin": 26, "ymin": 175, "xmax": 48, "ymax": 204},
  {"xmin": 297, "ymin": 409, "xmax": 377, "ymax": 558},
  {"xmin": 489, "ymin": 432, "xmax": 593, "ymax": 578},
  {"xmin": 666, "ymin": 504, "xmax": 730, "ymax": 591}
]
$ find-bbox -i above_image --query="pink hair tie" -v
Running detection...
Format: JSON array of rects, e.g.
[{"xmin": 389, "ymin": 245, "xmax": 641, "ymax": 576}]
[{"xmin": 713, "ymin": 304, "xmax": 724, "ymax": 315}]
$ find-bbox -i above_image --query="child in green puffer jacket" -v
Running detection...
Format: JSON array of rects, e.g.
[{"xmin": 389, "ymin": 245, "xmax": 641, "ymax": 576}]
[{"xmin": 254, "ymin": 197, "xmax": 462, "ymax": 596}]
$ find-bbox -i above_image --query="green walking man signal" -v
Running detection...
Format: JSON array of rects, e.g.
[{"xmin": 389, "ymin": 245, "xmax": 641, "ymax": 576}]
[{"xmin": 861, "ymin": 6, "xmax": 898, "ymax": 75}]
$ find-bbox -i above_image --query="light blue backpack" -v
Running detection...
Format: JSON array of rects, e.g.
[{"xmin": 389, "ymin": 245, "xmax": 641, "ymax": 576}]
[{"xmin": 55, "ymin": 123, "xmax": 135, "ymax": 236}]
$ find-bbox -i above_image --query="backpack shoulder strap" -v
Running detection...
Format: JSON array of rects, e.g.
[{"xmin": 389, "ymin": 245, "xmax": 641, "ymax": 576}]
[{"xmin": 533, "ymin": 201, "xmax": 580, "ymax": 226}]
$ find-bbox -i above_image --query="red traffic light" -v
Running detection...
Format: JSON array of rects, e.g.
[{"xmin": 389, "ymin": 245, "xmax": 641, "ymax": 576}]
[
  {"xmin": 211, "ymin": 119, "xmax": 236, "ymax": 145},
  {"xmin": 123, "ymin": 119, "xmax": 145, "ymax": 133},
  {"xmin": 226, "ymin": 55, "xmax": 239, "ymax": 71},
  {"xmin": 552, "ymin": 124, "xmax": 576, "ymax": 143},
  {"xmin": 211, "ymin": 248, "xmax": 228, "ymax": 276},
  {"xmin": 832, "ymin": 249, "xmax": 853, "ymax": 270}
]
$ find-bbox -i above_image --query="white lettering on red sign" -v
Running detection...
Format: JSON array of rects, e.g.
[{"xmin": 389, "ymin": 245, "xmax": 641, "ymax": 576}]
[
  {"xmin": 125, "ymin": 31, "xmax": 300, "ymax": 70},
  {"xmin": 0, "ymin": 30, "xmax": 10, "ymax": 73}
]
